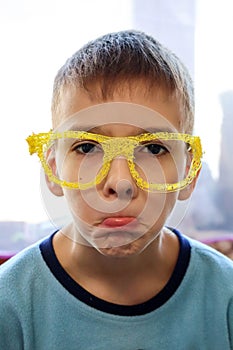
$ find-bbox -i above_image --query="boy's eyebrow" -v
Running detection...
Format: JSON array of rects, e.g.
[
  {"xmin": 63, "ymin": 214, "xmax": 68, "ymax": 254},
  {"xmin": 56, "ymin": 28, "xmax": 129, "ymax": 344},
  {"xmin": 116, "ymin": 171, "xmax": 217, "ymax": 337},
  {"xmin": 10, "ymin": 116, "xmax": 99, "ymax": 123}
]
[
  {"xmin": 65, "ymin": 125, "xmax": 94, "ymax": 132},
  {"xmin": 145, "ymin": 127, "xmax": 177, "ymax": 133}
]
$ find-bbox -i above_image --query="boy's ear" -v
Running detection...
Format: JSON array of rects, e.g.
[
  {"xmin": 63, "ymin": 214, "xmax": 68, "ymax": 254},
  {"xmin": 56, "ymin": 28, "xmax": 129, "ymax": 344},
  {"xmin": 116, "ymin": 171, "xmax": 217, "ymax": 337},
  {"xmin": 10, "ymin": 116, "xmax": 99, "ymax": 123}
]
[
  {"xmin": 178, "ymin": 168, "xmax": 201, "ymax": 200},
  {"xmin": 45, "ymin": 174, "xmax": 64, "ymax": 197},
  {"xmin": 45, "ymin": 149, "xmax": 64, "ymax": 197}
]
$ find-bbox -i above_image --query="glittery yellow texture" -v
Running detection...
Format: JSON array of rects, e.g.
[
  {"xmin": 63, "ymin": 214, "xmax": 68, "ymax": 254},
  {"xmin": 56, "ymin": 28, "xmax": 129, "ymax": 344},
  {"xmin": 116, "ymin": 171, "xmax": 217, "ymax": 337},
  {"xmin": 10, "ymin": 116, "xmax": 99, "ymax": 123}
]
[{"xmin": 26, "ymin": 131, "xmax": 203, "ymax": 192}]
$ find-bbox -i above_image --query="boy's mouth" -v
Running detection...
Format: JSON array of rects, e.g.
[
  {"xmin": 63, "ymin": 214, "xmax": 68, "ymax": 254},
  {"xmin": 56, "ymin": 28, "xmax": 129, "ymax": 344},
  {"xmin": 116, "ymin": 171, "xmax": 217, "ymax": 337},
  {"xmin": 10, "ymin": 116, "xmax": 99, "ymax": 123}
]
[
  {"xmin": 93, "ymin": 217, "xmax": 143, "ymax": 244},
  {"xmin": 100, "ymin": 217, "xmax": 137, "ymax": 228}
]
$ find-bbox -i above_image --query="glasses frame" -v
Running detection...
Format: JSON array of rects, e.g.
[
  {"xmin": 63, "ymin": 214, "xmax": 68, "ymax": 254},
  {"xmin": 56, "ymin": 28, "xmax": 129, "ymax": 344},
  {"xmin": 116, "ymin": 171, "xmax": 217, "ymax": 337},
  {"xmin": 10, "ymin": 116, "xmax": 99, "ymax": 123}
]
[{"xmin": 26, "ymin": 130, "xmax": 202, "ymax": 192}]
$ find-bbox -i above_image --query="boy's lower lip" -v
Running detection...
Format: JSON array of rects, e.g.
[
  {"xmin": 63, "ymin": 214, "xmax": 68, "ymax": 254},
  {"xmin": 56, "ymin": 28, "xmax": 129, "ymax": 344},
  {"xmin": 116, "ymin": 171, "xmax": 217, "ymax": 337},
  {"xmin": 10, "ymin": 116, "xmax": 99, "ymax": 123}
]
[{"xmin": 100, "ymin": 217, "xmax": 137, "ymax": 227}]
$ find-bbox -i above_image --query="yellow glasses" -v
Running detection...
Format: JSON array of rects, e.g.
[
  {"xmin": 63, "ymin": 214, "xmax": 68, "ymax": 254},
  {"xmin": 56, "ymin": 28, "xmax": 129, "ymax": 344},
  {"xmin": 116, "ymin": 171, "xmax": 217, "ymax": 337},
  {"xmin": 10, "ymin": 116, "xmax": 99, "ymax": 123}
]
[{"xmin": 26, "ymin": 130, "xmax": 202, "ymax": 192}]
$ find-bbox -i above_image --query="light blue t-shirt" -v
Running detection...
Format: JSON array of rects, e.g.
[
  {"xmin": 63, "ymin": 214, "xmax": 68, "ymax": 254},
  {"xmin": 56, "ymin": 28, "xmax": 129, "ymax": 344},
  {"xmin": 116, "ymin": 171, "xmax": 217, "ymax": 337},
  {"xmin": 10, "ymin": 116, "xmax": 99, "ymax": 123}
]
[{"xmin": 0, "ymin": 229, "xmax": 233, "ymax": 350}]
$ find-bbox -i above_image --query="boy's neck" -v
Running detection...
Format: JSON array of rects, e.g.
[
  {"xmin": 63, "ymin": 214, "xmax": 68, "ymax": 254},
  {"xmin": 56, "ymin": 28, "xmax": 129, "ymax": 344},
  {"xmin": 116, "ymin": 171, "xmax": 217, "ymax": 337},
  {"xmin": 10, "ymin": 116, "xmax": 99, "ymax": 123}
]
[{"xmin": 53, "ymin": 228, "xmax": 179, "ymax": 305}]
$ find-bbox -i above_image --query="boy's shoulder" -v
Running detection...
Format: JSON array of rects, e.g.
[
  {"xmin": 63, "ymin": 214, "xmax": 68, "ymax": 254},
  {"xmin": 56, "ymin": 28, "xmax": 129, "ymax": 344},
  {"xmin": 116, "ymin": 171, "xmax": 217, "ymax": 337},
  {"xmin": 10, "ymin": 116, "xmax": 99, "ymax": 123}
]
[
  {"xmin": 186, "ymin": 233, "xmax": 233, "ymax": 281},
  {"xmin": 0, "ymin": 237, "xmax": 47, "ymax": 291}
]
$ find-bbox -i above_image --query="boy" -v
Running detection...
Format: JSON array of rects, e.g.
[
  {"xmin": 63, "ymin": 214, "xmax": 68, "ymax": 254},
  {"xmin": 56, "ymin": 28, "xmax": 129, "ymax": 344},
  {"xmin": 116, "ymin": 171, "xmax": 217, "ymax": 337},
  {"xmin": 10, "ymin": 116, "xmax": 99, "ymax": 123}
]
[{"xmin": 0, "ymin": 30, "xmax": 233, "ymax": 349}]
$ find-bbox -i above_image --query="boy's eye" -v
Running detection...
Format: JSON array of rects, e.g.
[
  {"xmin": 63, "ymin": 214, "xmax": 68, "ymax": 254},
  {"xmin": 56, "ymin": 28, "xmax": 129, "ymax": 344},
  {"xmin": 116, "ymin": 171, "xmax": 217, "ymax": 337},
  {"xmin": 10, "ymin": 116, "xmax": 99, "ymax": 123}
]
[
  {"xmin": 141, "ymin": 143, "xmax": 169, "ymax": 156},
  {"xmin": 73, "ymin": 142, "xmax": 100, "ymax": 154}
]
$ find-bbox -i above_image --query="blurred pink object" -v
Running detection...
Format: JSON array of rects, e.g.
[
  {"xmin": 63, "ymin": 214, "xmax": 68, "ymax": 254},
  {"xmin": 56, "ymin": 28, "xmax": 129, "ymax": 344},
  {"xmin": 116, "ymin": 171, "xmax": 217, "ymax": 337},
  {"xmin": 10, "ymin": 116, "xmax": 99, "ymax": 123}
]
[{"xmin": 201, "ymin": 236, "xmax": 233, "ymax": 260}]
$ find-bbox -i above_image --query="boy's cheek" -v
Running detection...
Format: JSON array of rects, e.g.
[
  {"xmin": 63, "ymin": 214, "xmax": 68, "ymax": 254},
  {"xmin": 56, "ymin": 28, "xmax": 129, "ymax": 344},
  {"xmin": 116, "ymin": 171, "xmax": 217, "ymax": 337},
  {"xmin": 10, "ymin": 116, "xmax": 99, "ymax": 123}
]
[{"xmin": 62, "ymin": 189, "xmax": 97, "ymax": 224}]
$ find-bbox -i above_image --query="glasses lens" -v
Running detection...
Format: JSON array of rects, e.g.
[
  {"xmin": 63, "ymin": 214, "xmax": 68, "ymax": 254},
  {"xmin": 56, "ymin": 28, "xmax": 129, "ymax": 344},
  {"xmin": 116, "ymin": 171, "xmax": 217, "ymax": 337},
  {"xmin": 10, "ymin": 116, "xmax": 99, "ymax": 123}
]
[
  {"xmin": 46, "ymin": 137, "xmax": 105, "ymax": 187},
  {"xmin": 133, "ymin": 137, "xmax": 191, "ymax": 189}
]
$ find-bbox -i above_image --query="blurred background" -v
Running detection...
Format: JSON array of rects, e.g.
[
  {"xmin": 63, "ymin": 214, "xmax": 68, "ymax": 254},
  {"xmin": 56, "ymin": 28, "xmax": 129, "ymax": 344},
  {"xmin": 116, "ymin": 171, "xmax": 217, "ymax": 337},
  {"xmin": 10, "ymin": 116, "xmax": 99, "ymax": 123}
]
[{"xmin": 0, "ymin": 0, "xmax": 233, "ymax": 258}]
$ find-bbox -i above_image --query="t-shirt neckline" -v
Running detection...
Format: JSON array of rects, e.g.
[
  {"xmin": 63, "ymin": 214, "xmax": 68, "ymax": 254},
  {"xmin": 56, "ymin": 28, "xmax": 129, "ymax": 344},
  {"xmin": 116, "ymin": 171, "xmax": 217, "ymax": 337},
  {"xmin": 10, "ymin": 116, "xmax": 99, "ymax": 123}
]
[{"xmin": 39, "ymin": 228, "xmax": 191, "ymax": 316}]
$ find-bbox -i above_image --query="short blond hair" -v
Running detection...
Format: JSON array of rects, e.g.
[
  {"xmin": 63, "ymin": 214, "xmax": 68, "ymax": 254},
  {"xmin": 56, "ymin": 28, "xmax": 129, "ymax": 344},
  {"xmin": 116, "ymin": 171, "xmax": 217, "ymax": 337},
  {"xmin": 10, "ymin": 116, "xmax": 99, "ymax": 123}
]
[{"xmin": 52, "ymin": 30, "xmax": 194, "ymax": 133}]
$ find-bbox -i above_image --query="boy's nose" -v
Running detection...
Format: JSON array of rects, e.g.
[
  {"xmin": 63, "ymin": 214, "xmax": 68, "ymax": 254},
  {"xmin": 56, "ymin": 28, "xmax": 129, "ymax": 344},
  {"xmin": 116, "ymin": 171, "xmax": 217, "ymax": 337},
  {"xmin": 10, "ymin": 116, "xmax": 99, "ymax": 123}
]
[{"xmin": 102, "ymin": 157, "xmax": 138, "ymax": 199}]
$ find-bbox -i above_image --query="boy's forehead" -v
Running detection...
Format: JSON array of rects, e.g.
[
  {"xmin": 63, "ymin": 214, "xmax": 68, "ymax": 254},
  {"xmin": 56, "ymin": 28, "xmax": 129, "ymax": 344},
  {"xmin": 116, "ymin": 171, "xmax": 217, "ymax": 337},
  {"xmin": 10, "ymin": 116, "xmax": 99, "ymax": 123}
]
[
  {"xmin": 55, "ymin": 101, "xmax": 180, "ymax": 134},
  {"xmin": 54, "ymin": 84, "xmax": 184, "ymax": 132}
]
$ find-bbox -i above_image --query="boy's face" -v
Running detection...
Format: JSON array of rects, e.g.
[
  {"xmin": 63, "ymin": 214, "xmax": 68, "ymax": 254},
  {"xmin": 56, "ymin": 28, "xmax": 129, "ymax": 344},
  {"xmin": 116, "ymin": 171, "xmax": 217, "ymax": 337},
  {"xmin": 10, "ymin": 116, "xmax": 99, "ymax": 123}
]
[{"xmin": 47, "ymin": 83, "xmax": 196, "ymax": 257}]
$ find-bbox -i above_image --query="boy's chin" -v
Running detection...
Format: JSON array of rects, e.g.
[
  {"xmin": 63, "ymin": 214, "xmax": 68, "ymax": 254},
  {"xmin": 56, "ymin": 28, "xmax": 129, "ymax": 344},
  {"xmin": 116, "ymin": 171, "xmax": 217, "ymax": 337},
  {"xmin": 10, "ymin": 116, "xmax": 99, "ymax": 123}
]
[{"xmin": 94, "ymin": 236, "xmax": 154, "ymax": 258}]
